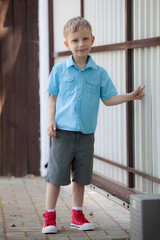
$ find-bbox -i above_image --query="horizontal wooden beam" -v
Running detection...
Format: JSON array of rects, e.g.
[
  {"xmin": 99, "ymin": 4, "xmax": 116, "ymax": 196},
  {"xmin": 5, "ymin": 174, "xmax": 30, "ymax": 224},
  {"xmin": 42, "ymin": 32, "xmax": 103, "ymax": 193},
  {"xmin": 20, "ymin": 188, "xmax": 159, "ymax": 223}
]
[
  {"xmin": 94, "ymin": 155, "xmax": 160, "ymax": 185},
  {"xmin": 55, "ymin": 36, "xmax": 160, "ymax": 57},
  {"xmin": 54, "ymin": 50, "xmax": 71, "ymax": 58},
  {"xmin": 91, "ymin": 42, "xmax": 125, "ymax": 52},
  {"xmin": 92, "ymin": 173, "xmax": 137, "ymax": 203},
  {"xmin": 127, "ymin": 36, "xmax": 160, "ymax": 49}
]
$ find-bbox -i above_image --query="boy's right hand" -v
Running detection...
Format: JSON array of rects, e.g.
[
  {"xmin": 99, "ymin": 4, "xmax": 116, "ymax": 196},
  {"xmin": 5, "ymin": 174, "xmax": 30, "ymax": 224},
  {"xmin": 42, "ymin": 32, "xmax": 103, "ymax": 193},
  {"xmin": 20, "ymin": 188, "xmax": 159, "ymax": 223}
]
[{"xmin": 47, "ymin": 122, "xmax": 57, "ymax": 137}]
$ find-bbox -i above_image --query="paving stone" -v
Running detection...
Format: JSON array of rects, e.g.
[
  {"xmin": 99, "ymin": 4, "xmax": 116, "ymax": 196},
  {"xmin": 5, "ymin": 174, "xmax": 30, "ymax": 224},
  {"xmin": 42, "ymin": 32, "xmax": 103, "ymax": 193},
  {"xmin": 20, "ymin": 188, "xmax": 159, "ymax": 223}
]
[
  {"xmin": 47, "ymin": 236, "xmax": 69, "ymax": 240},
  {"xmin": 0, "ymin": 177, "xmax": 130, "ymax": 240}
]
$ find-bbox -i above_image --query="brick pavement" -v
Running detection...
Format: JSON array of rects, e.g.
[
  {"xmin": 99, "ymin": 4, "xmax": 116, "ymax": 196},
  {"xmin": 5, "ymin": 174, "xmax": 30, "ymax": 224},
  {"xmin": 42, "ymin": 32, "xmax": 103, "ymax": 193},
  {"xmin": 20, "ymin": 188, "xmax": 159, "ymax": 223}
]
[{"xmin": 0, "ymin": 177, "xmax": 130, "ymax": 240}]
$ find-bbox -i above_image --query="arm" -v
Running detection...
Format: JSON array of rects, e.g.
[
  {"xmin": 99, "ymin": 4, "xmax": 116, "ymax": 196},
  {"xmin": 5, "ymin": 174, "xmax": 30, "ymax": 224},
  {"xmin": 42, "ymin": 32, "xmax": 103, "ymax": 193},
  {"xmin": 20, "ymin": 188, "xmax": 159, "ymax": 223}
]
[
  {"xmin": 103, "ymin": 85, "xmax": 145, "ymax": 106},
  {"xmin": 47, "ymin": 94, "xmax": 57, "ymax": 137}
]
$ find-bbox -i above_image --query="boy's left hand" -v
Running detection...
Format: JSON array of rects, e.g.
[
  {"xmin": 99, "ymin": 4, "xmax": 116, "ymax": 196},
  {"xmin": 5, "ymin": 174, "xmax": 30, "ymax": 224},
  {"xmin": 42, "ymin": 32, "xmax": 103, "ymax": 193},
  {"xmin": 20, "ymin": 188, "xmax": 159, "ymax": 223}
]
[{"xmin": 131, "ymin": 85, "xmax": 145, "ymax": 100}]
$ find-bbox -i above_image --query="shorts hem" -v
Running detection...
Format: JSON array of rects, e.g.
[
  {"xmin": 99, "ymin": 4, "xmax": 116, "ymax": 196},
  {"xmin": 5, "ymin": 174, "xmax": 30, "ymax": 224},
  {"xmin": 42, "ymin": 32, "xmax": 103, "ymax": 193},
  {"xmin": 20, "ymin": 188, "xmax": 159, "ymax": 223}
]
[
  {"xmin": 46, "ymin": 178, "xmax": 71, "ymax": 186},
  {"xmin": 72, "ymin": 179, "xmax": 92, "ymax": 186}
]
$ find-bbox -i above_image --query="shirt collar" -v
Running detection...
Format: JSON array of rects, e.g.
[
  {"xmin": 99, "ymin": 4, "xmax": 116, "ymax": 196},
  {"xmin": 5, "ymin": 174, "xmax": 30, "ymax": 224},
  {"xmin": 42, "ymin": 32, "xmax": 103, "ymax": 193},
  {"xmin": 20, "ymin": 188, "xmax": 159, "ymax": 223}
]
[
  {"xmin": 66, "ymin": 55, "xmax": 97, "ymax": 70},
  {"xmin": 86, "ymin": 55, "xmax": 97, "ymax": 69}
]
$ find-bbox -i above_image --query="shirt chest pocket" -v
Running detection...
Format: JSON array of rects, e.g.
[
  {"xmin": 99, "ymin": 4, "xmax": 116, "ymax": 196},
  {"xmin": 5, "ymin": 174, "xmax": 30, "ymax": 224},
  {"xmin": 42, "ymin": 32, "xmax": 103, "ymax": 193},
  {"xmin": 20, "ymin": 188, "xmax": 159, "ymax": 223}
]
[
  {"xmin": 85, "ymin": 78, "xmax": 100, "ymax": 94},
  {"xmin": 60, "ymin": 76, "xmax": 75, "ymax": 92}
]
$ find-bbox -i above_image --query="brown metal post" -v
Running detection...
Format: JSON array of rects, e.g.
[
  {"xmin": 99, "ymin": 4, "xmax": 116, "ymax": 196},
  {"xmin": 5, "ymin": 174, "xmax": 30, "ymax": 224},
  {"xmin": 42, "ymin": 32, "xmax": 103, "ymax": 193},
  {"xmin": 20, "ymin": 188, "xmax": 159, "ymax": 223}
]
[
  {"xmin": 125, "ymin": 0, "xmax": 134, "ymax": 188},
  {"xmin": 81, "ymin": 0, "xmax": 84, "ymax": 17},
  {"xmin": 0, "ymin": 2, "xmax": 3, "ymax": 175},
  {"xmin": 48, "ymin": 0, "xmax": 54, "ymax": 71}
]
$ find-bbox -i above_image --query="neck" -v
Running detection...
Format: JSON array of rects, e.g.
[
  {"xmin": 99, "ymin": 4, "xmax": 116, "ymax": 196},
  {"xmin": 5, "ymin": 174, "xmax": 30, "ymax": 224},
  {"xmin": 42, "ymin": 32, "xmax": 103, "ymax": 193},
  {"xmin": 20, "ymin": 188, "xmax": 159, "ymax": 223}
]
[{"xmin": 73, "ymin": 56, "xmax": 88, "ymax": 70}]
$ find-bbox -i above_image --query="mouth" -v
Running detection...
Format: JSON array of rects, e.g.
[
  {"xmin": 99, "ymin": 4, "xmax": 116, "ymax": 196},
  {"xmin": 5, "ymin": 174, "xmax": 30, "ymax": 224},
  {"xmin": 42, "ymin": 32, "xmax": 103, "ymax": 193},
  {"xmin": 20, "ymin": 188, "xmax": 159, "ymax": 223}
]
[{"xmin": 77, "ymin": 49, "xmax": 87, "ymax": 52}]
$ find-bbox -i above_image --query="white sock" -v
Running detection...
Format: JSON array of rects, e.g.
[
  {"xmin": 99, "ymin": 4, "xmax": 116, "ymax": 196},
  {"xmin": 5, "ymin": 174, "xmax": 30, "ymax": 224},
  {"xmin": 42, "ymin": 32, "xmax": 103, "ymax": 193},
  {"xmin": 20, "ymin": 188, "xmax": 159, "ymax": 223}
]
[
  {"xmin": 47, "ymin": 209, "xmax": 55, "ymax": 212},
  {"xmin": 72, "ymin": 207, "xmax": 82, "ymax": 211}
]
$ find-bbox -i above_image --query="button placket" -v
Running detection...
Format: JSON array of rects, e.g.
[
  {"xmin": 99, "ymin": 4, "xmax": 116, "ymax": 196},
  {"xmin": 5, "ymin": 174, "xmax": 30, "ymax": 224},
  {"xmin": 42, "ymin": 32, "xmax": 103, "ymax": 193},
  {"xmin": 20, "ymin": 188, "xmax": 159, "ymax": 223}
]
[{"xmin": 76, "ymin": 71, "xmax": 83, "ymax": 122}]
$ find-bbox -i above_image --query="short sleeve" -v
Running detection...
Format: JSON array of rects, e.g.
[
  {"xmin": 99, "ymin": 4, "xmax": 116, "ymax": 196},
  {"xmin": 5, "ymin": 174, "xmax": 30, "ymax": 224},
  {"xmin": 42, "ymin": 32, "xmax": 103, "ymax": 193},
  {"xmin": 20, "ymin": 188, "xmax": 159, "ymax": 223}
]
[
  {"xmin": 45, "ymin": 66, "xmax": 59, "ymax": 95},
  {"xmin": 100, "ymin": 69, "xmax": 118, "ymax": 101}
]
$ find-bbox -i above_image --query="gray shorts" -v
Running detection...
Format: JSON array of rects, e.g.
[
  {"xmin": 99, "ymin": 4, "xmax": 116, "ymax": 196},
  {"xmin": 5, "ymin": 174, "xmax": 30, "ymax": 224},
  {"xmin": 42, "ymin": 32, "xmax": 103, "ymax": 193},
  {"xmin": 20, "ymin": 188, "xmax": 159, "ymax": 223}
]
[{"xmin": 46, "ymin": 129, "xmax": 94, "ymax": 186}]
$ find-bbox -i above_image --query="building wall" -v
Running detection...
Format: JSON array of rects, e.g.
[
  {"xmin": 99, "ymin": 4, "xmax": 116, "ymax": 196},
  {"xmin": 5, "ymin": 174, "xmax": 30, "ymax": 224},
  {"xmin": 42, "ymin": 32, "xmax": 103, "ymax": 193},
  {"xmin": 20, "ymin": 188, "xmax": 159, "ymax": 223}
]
[
  {"xmin": 0, "ymin": 0, "xmax": 40, "ymax": 176},
  {"xmin": 91, "ymin": 51, "xmax": 127, "ymax": 186},
  {"xmin": 132, "ymin": 0, "xmax": 160, "ymax": 193},
  {"xmin": 53, "ymin": 0, "xmax": 81, "ymax": 52},
  {"xmin": 84, "ymin": 0, "xmax": 125, "ymax": 45}
]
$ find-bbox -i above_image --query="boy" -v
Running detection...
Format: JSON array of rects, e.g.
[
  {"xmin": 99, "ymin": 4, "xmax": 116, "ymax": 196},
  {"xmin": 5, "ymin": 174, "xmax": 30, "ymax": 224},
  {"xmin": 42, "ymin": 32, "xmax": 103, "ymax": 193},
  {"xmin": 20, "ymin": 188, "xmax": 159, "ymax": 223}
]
[{"xmin": 42, "ymin": 17, "xmax": 145, "ymax": 234}]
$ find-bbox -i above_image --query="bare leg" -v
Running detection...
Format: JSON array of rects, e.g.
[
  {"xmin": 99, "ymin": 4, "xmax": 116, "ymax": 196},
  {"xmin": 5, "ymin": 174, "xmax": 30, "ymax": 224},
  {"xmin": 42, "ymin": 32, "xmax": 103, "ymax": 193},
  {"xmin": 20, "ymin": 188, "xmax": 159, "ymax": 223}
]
[
  {"xmin": 71, "ymin": 182, "xmax": 94, "ymax": 231},
  {"xmin": 72, "ymin": 182, "xmax": 84, "ymax": 207},
  {"xmin": 46, "ymin": 182, "xmax": 60, "ymax": 209}
]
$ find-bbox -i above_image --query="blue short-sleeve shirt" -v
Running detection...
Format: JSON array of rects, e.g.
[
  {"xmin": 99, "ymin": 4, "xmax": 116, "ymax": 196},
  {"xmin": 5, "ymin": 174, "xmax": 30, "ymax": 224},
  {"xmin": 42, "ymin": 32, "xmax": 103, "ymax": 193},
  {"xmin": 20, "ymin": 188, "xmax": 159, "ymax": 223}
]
[{"xmin": 46, "ymin": 55, "xmax": 118, "ymax": 134}]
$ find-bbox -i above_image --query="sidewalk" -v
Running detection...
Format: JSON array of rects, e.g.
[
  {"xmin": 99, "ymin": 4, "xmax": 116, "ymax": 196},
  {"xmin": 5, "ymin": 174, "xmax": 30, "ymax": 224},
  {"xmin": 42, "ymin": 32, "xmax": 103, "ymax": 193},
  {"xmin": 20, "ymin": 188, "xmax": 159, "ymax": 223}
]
[{"xmin": 0, "ymin": 176, "xmax": 130, "ymax": 240}]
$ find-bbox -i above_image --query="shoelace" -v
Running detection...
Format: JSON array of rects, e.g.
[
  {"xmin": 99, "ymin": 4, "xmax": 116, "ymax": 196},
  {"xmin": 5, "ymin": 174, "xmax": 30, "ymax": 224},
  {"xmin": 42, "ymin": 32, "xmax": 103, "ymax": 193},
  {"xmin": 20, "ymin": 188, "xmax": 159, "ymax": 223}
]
[
  {"xmin": 73, "ymin": 211, "xmax": 89, "ymax": 223},
  {"xmin": 43, "ymin": 212, "xmax": 56, "ymax": 226}
]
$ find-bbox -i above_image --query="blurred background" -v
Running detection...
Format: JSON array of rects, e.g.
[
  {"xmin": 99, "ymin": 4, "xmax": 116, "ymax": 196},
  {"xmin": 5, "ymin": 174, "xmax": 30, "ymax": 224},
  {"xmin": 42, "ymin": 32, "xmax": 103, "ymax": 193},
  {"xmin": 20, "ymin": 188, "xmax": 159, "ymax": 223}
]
[{"xmin": 0, "ymin": 0, "xmax": 160, "ymax": 203}]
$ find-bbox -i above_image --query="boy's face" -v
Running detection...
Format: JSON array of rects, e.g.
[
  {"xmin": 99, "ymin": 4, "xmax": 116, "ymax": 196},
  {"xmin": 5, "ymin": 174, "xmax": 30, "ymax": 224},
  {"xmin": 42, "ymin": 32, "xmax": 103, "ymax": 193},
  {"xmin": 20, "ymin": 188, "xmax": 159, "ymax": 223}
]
[{"xmin": 64, "ymin": 29, "xmax": 95, "ymax": 61}]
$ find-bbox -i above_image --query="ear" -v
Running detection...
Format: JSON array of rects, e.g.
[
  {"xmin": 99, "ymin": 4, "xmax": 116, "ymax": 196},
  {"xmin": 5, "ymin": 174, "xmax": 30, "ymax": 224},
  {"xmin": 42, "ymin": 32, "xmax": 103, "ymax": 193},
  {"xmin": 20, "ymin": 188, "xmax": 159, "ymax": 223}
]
[
  {"xmin": 64, "ymin": 41, "xmax": 70, "ymax": 49},
  {"xmin": 91, "ymin": 36, "xmax": 95, "ymax": 46}
]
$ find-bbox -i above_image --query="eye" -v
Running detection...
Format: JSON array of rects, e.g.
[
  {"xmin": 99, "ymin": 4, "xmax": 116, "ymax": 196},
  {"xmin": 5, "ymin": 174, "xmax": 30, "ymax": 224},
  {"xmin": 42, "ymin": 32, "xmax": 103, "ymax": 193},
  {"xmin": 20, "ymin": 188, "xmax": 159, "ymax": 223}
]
[
  {"xmin": 84, "ymin": 37, "xmax": 89, "ymax": 40},
  {"xmin": 72, "ymin": 39, "xmax": 78, "ymax": 42}
]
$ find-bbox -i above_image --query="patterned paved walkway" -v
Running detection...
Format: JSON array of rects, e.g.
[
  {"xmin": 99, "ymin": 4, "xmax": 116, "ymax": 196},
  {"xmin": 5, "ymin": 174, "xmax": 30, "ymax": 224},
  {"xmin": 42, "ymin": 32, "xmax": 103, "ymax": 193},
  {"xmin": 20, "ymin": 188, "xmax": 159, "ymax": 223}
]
[{"xmin": 0, "ymin": 177, "xmax": 130, "ymax": 240}]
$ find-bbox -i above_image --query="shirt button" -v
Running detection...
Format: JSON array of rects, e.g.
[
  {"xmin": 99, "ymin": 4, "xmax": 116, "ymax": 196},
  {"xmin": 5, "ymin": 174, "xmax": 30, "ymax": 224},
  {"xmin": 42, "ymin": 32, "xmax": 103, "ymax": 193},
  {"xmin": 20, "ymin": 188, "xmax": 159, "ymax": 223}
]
[
  {"xmin": 78, "ymin": 98, "xmax": 80, "ymax": 101},
  {"xmin": 79, "ymin": 85, "xmax": 81, "ymax": 88}
]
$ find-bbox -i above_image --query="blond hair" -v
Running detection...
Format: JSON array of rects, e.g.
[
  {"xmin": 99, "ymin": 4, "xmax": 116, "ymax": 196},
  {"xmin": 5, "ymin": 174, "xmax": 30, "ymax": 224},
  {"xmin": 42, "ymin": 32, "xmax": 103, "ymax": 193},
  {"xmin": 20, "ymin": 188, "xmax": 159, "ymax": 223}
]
[{"xmin": 63, "ymin": 17, "xmax": 92, "ymax": 39}]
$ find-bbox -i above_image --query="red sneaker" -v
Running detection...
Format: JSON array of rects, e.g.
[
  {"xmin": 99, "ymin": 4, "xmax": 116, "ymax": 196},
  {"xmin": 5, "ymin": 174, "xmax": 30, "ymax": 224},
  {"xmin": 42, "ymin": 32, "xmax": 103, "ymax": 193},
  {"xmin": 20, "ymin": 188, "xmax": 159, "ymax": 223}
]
[
  {"xmin": 42, "ymin": 210, "xmax": 57, "ymax": 234},
  {"xmin": 71, "ymin": 209, "xmax": 94, "ymax": 231}
]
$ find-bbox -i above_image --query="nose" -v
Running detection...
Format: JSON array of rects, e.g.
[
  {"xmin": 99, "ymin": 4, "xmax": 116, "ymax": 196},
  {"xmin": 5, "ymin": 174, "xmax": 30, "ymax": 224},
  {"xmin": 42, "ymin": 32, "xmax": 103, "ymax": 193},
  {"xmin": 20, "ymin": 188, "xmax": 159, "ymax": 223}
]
[{"xmin": 79, "ymin": 40, "xmax": 84, "ymax": 46}]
